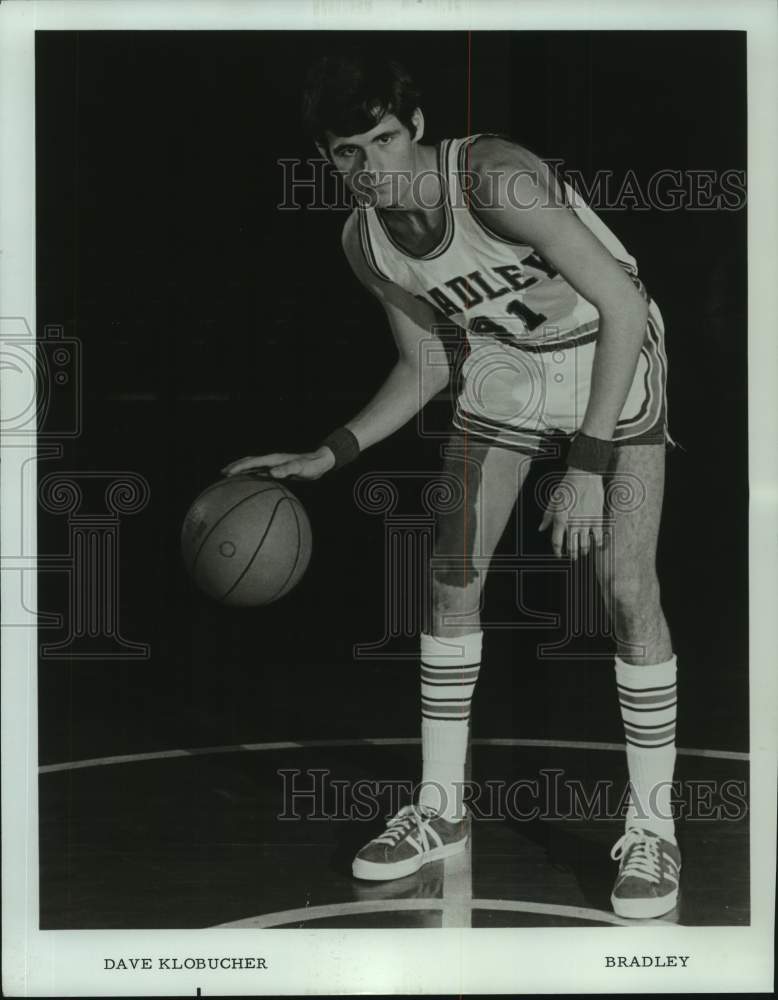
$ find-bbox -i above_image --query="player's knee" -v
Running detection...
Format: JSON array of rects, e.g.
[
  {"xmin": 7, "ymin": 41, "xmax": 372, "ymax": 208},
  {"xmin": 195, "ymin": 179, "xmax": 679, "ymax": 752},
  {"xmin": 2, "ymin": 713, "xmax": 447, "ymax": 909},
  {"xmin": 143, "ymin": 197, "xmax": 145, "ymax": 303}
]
[
  {"xmin": 430, "ymin": 528, "xmax": 480, "ymax": 587},
  {"xmin": 606, "ymin": 572, "xmax": 660, "ymax": 617},
  {"xmin": 430, "ymin": 576, "xmax": 481, "ymax": 634},
  {"xmin": 432, "ymin": 577, "xmax": 477, "ymax": 611}
]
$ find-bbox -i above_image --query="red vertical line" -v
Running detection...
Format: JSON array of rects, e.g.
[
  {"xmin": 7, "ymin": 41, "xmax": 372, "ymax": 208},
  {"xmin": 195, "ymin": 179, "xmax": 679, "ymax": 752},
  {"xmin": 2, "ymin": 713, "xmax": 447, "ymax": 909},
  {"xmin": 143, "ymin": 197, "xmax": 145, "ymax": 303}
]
[{"xmin": 462, "ymin": 31, "xmax": 473, "ymax": 715}]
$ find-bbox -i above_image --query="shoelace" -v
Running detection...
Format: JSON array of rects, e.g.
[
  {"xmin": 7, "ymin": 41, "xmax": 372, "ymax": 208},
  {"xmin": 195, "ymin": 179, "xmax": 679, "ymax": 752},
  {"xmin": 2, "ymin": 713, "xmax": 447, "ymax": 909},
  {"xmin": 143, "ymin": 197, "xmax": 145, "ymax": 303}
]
[
  {"xmin": 610, "ymin": 828, "xmax": 662, "ymax": 884},
  {"xmin": 373, "ymin": 804, "xmax": 437, "ymax": 850}
]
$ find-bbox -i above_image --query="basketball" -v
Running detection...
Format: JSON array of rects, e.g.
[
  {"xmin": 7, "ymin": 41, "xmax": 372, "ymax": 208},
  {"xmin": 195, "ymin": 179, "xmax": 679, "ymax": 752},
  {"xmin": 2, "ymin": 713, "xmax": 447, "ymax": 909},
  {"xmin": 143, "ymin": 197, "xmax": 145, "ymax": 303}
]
[{"xmin": 181, "ymin": 475, "xmax": 312, "ymax": 607}]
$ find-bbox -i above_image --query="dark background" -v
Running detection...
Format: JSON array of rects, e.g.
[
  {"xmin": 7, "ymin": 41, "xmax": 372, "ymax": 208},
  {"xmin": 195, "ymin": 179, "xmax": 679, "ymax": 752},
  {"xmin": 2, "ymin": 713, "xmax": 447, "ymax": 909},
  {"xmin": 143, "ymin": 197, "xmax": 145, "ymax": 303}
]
[{"xmin": 36, "ymin": 31, "xmax": 748, "ymax": 765}]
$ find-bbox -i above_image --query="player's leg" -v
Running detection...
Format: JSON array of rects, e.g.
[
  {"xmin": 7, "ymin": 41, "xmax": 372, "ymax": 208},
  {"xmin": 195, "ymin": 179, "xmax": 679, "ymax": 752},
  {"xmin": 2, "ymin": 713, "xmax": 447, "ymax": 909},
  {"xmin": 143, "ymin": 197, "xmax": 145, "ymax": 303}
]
[
  {"xmin": 593, "ymin": 441, "xmax": 681, "ymax": 918},
  {"xmin": 417, "ymin": 435, "xmax": 532, "ymax": 817},
  {"xmin": 595, "ymin": 442, "xmax": 672, "ymax": 665},
  {"xmin": 430, "ymin": 434, "xmax": 533, "ymax": 636},
  {"xmin": 352, "ymin": 434, "xmax": 533, "ymax": 880}
]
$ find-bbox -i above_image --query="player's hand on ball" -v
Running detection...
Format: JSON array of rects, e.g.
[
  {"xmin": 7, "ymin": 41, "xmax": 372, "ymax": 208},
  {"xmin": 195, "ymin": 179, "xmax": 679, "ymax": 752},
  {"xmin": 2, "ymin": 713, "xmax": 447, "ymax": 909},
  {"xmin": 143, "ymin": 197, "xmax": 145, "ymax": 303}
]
[
  {"xmin": 539, "ymin": 470, "xmax": 605, "ymax": 560},
  {"xmin": 221, "ymin": 448, "xmax": 336, "ymax": 481}
]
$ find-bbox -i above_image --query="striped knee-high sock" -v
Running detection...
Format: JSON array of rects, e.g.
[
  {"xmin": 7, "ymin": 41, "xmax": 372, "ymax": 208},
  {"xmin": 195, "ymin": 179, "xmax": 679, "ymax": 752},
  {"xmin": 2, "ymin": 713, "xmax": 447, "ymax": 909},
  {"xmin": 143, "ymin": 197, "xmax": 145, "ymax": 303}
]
[
  {"xmin": 419, "ymin": 631, "xmax": 482, "ymax": 820},
  {"xmin": 615, "ymin": 654, "xmax": 678, "ymax": 842}
]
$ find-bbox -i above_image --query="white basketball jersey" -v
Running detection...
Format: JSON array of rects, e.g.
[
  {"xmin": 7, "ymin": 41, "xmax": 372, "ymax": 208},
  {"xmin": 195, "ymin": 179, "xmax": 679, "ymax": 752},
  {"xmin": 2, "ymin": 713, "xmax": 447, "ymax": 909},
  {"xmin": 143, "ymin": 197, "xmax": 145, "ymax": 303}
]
[{"xmin": 354, "ymin": 134, "xmax": 643, "ymax": 350}]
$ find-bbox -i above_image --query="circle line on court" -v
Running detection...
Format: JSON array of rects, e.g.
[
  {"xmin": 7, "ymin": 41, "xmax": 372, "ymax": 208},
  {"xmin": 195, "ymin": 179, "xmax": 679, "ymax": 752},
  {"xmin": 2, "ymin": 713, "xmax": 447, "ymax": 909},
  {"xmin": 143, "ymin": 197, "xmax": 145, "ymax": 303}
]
[
  {"xmin": 38, "ymin": 736, "xmax": 749, "ymax": 774},
  {"xmin": 212, "ymin": 896, "xmax": 636, "ymax": 929}
]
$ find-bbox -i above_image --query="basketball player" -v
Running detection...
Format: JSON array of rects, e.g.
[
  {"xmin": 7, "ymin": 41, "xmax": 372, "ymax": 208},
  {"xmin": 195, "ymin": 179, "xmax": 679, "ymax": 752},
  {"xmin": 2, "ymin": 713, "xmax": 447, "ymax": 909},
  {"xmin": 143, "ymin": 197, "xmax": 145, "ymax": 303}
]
[{"xmin": 223, "ymin": 53, "xmax": 680, "ymax": 920}]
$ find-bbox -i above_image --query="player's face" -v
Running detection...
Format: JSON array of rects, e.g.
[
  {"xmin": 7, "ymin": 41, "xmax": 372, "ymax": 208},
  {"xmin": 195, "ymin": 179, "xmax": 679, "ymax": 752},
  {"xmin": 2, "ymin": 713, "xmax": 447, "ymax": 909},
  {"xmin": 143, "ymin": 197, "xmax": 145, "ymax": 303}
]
[{"xmin": 324, "ymin": 112, "xmax": 423, "ymax": 208}]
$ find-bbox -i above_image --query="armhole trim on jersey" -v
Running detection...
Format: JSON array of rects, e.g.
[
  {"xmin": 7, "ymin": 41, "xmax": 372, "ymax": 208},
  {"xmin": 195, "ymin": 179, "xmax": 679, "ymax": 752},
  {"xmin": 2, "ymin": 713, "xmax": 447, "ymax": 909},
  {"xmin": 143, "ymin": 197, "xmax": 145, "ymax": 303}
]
[
  {"xmin": 564, "ymin": 181, "xmax": 640, "ymax": 277},
  {"xmin": 357, "ymin": 208, "xmax": 394, "ymax": 283},
  {"xmin": 457, "ymin": 132, "xmax": 588, "ymax": 247},
  {"xmin": 457, "ymin": 135, "xmax": 532, "ymax": 248}
]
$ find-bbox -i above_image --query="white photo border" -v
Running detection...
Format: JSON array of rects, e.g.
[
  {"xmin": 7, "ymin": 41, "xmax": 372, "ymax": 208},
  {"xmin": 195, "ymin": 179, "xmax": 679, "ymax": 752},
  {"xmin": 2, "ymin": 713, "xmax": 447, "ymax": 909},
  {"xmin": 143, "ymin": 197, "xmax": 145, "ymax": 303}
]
[{"xmin": 1, "ymin": 0, "xmax": 776, "ymax": 995}]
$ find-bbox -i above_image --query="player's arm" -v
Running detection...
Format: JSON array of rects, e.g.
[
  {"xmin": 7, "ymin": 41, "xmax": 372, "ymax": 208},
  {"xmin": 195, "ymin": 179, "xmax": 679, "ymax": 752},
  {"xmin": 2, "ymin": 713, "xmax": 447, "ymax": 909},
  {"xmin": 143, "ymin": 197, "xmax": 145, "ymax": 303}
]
[
  {"xmin": 335, "ymin": 213, "xmax": 450, "ymax": 452},
  {"xmin": 223, "ymin": 216, "xmax": 449, "ymax": 480},
  {"xmin": 469, "ymin": 137, "xmax": 649, "ymax": 558},
  {"xmin": 469, "ymin": 137, "xmax": 649, "ymax": 445}
]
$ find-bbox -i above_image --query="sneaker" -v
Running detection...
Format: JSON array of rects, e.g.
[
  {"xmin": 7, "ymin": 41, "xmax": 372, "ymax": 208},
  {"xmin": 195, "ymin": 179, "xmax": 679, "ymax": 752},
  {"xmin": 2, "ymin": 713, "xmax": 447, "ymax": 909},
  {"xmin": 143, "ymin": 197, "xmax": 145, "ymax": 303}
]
[
  {"xmin": 610, "ymin": 827, "xmax": 681, "ymax": 919},
  {"xmin": 352, "ymin": 804, "xmax": 469, "ymax": 881}
]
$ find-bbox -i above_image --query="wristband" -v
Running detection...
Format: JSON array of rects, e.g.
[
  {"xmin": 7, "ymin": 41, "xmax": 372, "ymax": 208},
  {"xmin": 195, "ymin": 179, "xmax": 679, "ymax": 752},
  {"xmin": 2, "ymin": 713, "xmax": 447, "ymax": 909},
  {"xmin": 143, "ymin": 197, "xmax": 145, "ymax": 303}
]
[
  {"xmin": 566, "ymin": 432, "xmax": 613, "ymax": 474},
  {"xmin": 320, "ymin": 426, "xmax": 361, "ymax": 470}
]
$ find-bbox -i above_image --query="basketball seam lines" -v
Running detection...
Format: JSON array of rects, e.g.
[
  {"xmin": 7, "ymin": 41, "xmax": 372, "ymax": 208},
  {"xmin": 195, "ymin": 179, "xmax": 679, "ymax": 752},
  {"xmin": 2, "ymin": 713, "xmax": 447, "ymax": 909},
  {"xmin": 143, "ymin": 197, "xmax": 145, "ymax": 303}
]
[
  {"xmin": 188, "ymin": 486, "xmax": 281, "ymax": 576},
  {"xmin": 269, "ymin": 499, "xmax": 304, "ymax": 603},
  {"xmin": 189, "ymin": 476, "xmax": 276, "ymax": 516},
  {"xmin": 217, "ymin": 496, "xmax": 287, "ymax": 603}
]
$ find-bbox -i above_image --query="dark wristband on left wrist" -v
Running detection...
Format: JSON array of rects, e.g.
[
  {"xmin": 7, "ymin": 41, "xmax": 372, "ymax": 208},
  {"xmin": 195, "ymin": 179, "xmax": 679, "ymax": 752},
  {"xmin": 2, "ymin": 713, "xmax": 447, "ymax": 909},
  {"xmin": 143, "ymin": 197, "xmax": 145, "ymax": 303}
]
[
  {"xmin": 320, "ymin": 426, "xmax": 360, "ymax": 470},
  {"xmin": 567, "ymin": 432, "xmax": 614, "ymax": 475}
]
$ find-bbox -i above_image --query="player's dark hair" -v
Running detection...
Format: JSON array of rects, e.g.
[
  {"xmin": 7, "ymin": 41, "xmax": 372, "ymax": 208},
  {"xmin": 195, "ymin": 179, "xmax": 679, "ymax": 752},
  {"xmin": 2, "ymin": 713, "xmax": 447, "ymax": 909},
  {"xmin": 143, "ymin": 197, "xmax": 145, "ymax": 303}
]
[{"xmin": 302, "ymin": 52, "xmax": 422, "ymax": 150}]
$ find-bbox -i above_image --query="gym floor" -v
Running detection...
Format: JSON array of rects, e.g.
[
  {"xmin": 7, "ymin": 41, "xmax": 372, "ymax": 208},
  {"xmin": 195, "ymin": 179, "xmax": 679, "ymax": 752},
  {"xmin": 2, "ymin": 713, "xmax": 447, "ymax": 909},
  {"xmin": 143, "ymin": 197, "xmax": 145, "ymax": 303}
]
[
  {"xmin": 35, "ymin": 31, "xmax": 749, "ymax": 932},
  {"xmin": 40, "ymin": 739, "xmax": 748, "ymax": 929}
]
